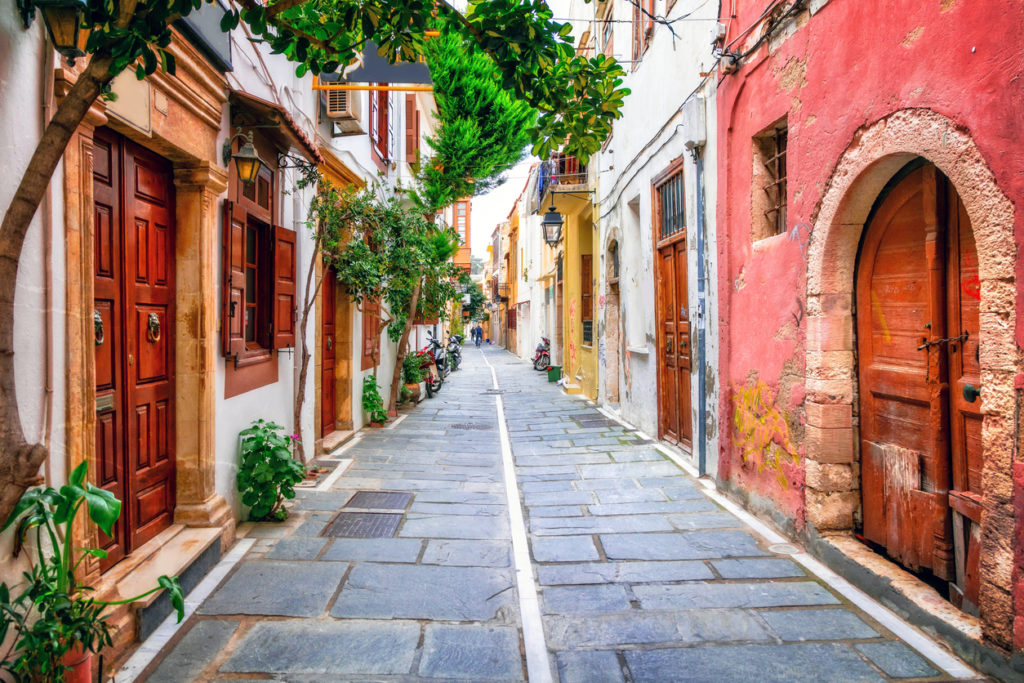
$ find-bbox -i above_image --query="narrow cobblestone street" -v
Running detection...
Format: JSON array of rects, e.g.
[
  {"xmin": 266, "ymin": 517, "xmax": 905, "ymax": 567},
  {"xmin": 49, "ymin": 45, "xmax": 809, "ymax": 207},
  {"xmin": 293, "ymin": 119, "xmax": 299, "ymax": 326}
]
[{"xmin": 134, "ymin": 348, "xmax": 968, "ymax": 682}]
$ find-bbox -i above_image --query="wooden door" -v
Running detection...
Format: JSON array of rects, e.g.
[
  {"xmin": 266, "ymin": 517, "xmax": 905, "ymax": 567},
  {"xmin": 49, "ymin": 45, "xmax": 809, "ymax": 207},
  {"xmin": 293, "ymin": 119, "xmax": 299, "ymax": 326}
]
[
  {"xmin": 654, "ymin": 165, "xmax": 692, "ymax": 447},
  {"xmin": 321, "ymin": 269, "xmax": 337, "ymax": 437},
  {"xmin": 93, "ymin": 130, "xmax": 176, "ymax": 569},
  {"xmin": 857, "ymin": 163, "xmax": 978, "ymax": 599}
]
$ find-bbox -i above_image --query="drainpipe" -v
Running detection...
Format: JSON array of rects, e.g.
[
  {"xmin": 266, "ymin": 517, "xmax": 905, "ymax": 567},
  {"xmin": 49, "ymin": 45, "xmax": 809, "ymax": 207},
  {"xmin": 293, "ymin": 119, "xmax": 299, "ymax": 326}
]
[{"xmin": 693, "ymin": 148, "xmax": 707, "ymax": 477}]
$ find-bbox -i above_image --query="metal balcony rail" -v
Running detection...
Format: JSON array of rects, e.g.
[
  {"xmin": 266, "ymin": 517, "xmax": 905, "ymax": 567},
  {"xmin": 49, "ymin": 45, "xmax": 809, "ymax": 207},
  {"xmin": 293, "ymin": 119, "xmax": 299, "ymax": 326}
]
[{"xmin": 537, "ymin": 153, "xmax": 588, "ymax": 206}]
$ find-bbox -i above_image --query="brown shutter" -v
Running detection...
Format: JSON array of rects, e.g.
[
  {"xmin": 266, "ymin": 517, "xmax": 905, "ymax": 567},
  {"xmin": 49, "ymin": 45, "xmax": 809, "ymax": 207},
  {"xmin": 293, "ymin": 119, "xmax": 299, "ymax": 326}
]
[
  {"xmin": 414, "ymin": 109, "xmax": 421, "ymax": 160},
  {"xmin": 273, "ymin": 225, "xmax": 297, "ymax": 348},
  {"xmin": 581, "ymin": 254, "xmax": 593, "ymax": 321},
  {"xmin": 405, "ymin": 94, "xmax": 416, "ymax": 163},
  {"xmin": 221, "ymin": 199, "xmax": 247, "ymax": 357}
]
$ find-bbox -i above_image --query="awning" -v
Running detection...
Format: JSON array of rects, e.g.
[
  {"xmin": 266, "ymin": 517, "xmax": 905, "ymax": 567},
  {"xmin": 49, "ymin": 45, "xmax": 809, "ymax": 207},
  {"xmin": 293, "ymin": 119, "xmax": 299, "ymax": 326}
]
[{"xmin": 228, "ymin": 90, "xmax": 323, "ymax": 163}]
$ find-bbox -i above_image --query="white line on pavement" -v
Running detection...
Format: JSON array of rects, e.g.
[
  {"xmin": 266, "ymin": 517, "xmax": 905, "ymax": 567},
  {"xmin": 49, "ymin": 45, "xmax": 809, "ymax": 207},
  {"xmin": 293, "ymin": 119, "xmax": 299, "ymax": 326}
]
[
  {"xmin": 481, "ymin": 349, "xmax": 554, "ymax": 683},
  {"xmin": 593, "ymin": 409, "xmax": 977, "ymax": 679},
  {"xmin": 116, "ymin": 537, "xmax": 256, "ymax": 682}
]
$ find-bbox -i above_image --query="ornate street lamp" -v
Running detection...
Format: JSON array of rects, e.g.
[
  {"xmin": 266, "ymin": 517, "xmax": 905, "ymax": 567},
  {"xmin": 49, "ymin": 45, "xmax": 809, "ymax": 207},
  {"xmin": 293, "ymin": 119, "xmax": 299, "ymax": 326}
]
[
  {"xmin": 541, "ymin": 205, "xmax": 563, "ymax": 246},
  {"xmin": 221, "ymin": 131, "xmax": 263, "ymax": 185},
  {"xmin": 21, "ymin": 0, "xmax": 92, "ymax": 62}
]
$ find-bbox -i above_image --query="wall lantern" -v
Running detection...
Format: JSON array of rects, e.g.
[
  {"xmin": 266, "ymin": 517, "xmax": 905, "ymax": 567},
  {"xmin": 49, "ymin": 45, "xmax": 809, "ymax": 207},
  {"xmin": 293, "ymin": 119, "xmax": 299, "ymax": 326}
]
[
  {"xmin": 541, "ymin": 205, "xmax": 563, "ymax": 246},
  {"xmin": 20, "ymin": 0, "xmax": 91, "ymax": 62},
  {"xmin": 221, "ymin": 131, "xmax": 263, "ymax": 185}
]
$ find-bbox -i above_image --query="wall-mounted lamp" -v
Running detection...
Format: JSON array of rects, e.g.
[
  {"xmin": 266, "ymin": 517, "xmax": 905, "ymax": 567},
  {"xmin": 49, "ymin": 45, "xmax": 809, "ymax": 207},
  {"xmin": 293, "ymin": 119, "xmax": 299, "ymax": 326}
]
[
  {"xmin": 20, "ymin": 0, "xmax": 91, "ymax": 63},
  {"xmin": 221, "ymin": 131, "xmax": 263, "ymax": 185},
  {"xmin": 541, "ymin": 206, "xmax": 563, "ymax": 247}
]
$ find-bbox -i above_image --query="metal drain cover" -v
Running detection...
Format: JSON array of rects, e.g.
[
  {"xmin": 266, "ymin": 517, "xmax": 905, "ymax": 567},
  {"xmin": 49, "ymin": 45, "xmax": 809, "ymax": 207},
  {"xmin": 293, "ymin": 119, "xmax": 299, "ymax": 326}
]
[
  {"xmin": 345, "ymin": 491, "xmax": 412, "ymax": 510},
  {"xmin": 322, "ymin": 512, "xmax": 402, "ymax": 538},
  {"xmin": 448, "ymin": 423, "xmax": 492, "ymax": 431}
]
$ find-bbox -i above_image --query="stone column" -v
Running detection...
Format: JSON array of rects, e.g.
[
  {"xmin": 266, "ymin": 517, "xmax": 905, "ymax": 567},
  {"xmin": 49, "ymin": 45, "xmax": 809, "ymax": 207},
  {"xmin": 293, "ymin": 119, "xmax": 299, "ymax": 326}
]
[{"xmin": 172, "ymin": 163, "xmax": 232, "ymax": 535}]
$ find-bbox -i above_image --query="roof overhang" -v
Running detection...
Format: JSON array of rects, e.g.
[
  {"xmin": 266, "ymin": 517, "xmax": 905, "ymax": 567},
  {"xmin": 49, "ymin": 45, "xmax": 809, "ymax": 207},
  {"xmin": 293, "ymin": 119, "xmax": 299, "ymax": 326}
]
[{"xmin": 229, "ymin": 90, "xmax": 323, "ymax": 163}]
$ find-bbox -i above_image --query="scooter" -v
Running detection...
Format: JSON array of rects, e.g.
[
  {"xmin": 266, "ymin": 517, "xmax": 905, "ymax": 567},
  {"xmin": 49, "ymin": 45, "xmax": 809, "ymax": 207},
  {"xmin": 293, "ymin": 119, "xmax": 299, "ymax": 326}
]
[
  {"xmin": 447, "ymin": 333, "xmax": 463, "ymax": 371},
  {"xmin": 420, "ymin": 332, "xmax": 449, "ymax": 397},
  {"xmin": 533, "ymin": 336, "xmax": 551, "ymax": 371}
]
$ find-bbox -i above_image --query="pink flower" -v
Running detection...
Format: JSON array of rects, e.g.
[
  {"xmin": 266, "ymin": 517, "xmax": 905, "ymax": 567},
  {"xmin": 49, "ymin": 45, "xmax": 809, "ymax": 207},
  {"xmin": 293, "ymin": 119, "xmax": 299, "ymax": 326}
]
[{"xmin": 290, "ymin": 433, "xmax": 301, "ymax": 443}]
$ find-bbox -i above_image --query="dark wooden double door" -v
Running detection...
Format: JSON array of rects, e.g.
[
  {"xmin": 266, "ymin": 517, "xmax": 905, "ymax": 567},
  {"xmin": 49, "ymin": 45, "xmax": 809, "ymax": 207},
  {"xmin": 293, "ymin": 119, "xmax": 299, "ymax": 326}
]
[
  {"xmin": 93, "ymin": 129, "xmax": 176, "ymax": 571},
  {"xmin": 656, "ymin": 235, "xmax": 692, "ymax": 447},
  {"xmin": 857, "ymin": 163, "xmax": 982, "ymax": 612}
]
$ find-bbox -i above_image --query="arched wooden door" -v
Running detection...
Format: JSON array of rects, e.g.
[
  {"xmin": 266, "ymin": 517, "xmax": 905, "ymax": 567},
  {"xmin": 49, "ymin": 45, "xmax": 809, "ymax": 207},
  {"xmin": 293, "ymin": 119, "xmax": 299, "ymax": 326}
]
[{"xmin": 856, "ymin": 162, "xmax": 982, "ymax": 612}]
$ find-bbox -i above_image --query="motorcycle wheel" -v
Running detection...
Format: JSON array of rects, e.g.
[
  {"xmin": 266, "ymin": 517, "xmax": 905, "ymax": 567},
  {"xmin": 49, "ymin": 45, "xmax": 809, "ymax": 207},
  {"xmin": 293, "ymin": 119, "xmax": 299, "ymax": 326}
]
[{"xmin": 534, "ymin": 354, "xmax": 550, "ymax": 371}]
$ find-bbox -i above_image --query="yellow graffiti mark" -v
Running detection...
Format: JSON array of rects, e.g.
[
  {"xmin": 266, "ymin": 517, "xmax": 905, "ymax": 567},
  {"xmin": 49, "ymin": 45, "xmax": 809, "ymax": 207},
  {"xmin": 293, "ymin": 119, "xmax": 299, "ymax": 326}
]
[
  {"xmin": 731, "ymin": 379, "xmax": 800, "ymax": 487},
  {"xmin": 870, "ymin": 291, "xmax": 892, "ymax": 344}
]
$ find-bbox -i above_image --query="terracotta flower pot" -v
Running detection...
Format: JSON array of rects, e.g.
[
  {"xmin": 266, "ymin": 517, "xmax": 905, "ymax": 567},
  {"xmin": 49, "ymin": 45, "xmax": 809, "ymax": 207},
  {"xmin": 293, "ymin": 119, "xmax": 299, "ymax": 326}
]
[
  {"xmin": 370, "ymin": 421, "xmax": 385, "ymax": 428},
  {"xmin": 62, "ymin": 643, "xmax": 92, "ymax": 683}
]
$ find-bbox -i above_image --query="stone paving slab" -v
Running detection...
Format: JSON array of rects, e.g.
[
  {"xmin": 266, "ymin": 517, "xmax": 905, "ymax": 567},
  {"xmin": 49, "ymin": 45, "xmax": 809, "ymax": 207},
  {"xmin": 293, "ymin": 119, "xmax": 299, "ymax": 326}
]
[
  {"xmin": 542, "ymin": 585, "xmax": 633, "ymax": 614},
  {"xmin": 423, "ymin": 539, "xmax": 511, "ymax": 567},
  {"xmin": 419, "ymin": 625, "xmax": 524, "ymax": 680},
  {"xmin": 600, "ymin": 530, "xmax": 769, "ymax": 559},
  {"xmin": 320, "ymin": 537, "xmax": 422, "ymax": 563},
  {"xmin": 633, "ymin": 580, "xmax": 841, "ymax": 609},
  {"xmin": 330, "ymin": 563, "xmax": 514, "ymax": 620},
  {"xmin": 624, "ymin": 642, "xmax": 886, "ymax": 682},
  {"xmin": 198, "ymin": 560, "xmax": 347, "ymax": 617},
  {"xmin": 760, "ymin": 607, "xmax": 880, "ymax": 640},
  {"xmin": 399, "ymin": 512, "xmax": 510, "ymax": 539},
  {"xmin": 555, "ymin": 650, "xmax": 625, "ymax": 683},
  {"xmin": 532, "ymin": 535, "xmax": 601, "ymax": 562},
  {"xmin": 537, "ymin": 560, "xmax": 714, "ymax": 585},
  {"xmin": 220, "ymin": 620, "xmax": 420, "ymax": 676},
  {"xmin": 146, "ymin": 619, "xmax": 238, "ymax": 682},
  {"xmin": 545, "ymin": 609, "xmax": 771, "ymax": 648}
]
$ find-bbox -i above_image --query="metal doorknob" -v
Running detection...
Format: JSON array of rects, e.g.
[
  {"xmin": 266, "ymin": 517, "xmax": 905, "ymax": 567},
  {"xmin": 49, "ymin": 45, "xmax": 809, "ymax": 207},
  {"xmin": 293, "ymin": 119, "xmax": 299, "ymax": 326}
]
[{"xmin": 962, "ymin": 384, "xmax": 981, "ymax": 403}]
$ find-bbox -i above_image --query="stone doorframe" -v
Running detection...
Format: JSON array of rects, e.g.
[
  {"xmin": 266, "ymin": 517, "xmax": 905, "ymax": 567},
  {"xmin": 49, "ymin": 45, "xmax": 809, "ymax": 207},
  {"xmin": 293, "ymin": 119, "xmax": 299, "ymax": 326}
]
[
  {"xmin": 804, "ymin": 108, "xmax": 1019, "ymax": 647},
  {"xmin": 61, "ymin": 38, "xmax": 233, "ymax": 583},
  {"xmin": 601, "ymin": 227, "xmax": 622, "ymax": 404}
]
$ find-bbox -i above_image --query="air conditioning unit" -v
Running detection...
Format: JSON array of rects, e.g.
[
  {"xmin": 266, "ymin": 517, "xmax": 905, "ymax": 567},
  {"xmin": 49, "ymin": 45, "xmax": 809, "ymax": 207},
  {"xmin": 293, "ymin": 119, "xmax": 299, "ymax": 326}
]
[{"xmin": 326, "ymin": 89, "xmax": 359, "ymax": 119}]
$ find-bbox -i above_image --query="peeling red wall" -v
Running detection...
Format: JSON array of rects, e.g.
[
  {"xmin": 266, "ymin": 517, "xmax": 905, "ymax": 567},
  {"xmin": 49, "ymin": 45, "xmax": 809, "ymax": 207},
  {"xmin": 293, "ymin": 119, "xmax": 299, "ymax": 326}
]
[{"xmin": 715, "ymin": 0, "xmax": 1024, "ymax": 526}]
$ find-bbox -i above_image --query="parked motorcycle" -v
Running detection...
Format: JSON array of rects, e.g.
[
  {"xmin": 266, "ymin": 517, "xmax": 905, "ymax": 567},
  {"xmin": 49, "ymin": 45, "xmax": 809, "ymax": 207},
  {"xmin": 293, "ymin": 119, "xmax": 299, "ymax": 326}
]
[
  {"xmin": 420, "ymin": 331, "xmax": 449, "ymax": 398},
  {"xmin": 447, "ymin": 333, "xmax": 463, "ymax": 371},
  {"xmin": 533, "ymin": 336, "xmax": 551, "ymax": 371}
]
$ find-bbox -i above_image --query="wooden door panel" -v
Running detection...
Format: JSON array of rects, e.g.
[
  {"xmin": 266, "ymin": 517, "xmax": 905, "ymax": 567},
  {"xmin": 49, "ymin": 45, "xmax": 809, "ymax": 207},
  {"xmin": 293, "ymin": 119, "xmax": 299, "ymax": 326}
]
[
  {"xmin": 322, "ymin": 272, "xmax": 337, "ymax": 437},
  {"xmin": 857, "ymin": 165, "xmax": 948, "ymax": 572}
]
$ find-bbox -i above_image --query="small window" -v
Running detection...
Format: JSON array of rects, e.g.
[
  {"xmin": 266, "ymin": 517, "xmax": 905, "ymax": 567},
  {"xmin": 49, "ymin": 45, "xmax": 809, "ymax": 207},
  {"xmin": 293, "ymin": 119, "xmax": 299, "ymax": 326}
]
[
  {"xmin": 608, "ymin": 241, "xmax": 620, "ymax": 283},
  {"xmin": 654, "ymin": 164, "xmax": 685, "ymax": 242},
  {"xmin": 752, "ymin": 120, "xmax": 788, "ymax": 240},
  {"xmin": 631, "ymin": 0, "xmax": 654, "ymax": 65},
  {"xmin": 369, "ymin": 87, "xmax": 390, "ymax": 162}
]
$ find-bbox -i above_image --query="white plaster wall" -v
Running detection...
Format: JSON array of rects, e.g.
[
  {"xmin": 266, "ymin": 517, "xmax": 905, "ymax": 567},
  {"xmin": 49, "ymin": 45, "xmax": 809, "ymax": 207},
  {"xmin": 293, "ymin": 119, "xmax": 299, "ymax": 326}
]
[
  {"xmin": 0, "ymin": 15, "xmax": 67, "ymax": 578},
  {"xmin": 214, "ymin": 34, "xmax": 322, "ymax": 516},
  {"xmin": 592, "ymin": 0, "xmax": 721, "ymax": 467}
]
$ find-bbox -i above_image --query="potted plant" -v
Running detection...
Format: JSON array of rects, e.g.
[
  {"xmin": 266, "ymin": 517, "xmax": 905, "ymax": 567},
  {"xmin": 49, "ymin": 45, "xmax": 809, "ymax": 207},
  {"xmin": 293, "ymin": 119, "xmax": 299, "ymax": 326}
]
[
  {"xmin": 237, "ymin": 420, "xmax": 306, "ymax": 521},
  {"xmin": 402, "ymin": 353, "xmax": 425, "ymax": 403},
  {"xmin": 362, "ymin": 376, "xmax": 389, "ymax": 426},
  {"xmin": 1, "ymin": 462, "xmax": 184, "ymax": 681}
]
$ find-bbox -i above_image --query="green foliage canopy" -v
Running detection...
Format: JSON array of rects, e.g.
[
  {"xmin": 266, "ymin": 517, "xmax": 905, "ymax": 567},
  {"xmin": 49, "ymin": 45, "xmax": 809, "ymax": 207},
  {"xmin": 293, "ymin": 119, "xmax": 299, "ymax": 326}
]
[
  {"xmin": 417, "ymin": 27, "xmax": 535, "ymax": 211},
  {"xmin": 77, "ymin": 0, "xmax": 626, "ymax": 164}
]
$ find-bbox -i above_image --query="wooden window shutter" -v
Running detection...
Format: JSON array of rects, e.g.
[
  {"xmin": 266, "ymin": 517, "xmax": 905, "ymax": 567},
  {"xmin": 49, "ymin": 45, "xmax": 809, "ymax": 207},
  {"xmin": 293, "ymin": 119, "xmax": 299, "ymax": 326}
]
[
  {"xmin": 361, "ymin": 299, "xmax": 379, "ymax": 369},
  {"xmin": 414, "ymin": 109, "xmax": 421, "ymax": 159},
  {"xmin": 221, "ymin": 200, "xmax": 247, "ymax": 357},
  {"xmin": 272, "ymin": 226, "xmax": 297, "ymax": 348},
  {"xmin": 581, "ymin": 254, "xmax": 593, "ymax": 321},
  {"xmin": 405, "ymin": 95, "xmax": 416, "ymax": 163},
  {"xmin": 386, "ymin": 94, "xmax": 395, "ymax": 161}
]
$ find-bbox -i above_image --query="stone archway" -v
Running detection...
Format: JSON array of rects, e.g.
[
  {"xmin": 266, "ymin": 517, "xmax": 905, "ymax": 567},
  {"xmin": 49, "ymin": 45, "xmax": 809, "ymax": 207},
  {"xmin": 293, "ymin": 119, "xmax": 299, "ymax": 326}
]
[{"xmin": 804, "ymin": 108, "xmax": 1019, "ymax": 646}]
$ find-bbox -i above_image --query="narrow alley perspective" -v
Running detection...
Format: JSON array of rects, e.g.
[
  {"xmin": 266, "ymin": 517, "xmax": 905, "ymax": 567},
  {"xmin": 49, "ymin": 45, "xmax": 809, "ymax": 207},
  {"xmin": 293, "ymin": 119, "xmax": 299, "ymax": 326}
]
[{"xmin": 122, "ymin": 349, "xmax": 976, "ymax": 681}]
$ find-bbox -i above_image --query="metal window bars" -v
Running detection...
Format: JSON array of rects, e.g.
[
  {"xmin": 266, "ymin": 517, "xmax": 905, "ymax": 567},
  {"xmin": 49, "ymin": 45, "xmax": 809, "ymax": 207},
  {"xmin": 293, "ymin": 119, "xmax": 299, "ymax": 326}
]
[{"xmin": 762, "ymin": 126, "xmax": 788, "ymax": 235}]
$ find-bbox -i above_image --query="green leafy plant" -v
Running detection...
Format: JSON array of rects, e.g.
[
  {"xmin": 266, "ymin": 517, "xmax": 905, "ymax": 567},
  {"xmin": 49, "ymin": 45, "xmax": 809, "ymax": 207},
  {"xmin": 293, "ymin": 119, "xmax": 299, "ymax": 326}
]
[
  {"xmin": 1, "ymin": 462, "xmax": 184, "ymax": 679},
  {"xmin": 402, "ymin": 353, "xmax": 426, "ymax": 385},
  {"xmin": 237, "ymin": 419, "xmax": 305, "ymax": 521},
  {"xmin": 362, "ymin": 377, "xmax": 389, "ymax": 425}
]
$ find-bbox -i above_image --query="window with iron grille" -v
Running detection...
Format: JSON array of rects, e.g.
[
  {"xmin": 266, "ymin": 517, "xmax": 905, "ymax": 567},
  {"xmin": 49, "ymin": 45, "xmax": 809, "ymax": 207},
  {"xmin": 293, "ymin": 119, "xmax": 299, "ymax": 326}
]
[
  {"xmin": 752, "ymin": 120, "xmax": 788, "ymax": 240},
  {"xmin": 655, "ymin": 166, "xmax": 685, "ymax": 241}
]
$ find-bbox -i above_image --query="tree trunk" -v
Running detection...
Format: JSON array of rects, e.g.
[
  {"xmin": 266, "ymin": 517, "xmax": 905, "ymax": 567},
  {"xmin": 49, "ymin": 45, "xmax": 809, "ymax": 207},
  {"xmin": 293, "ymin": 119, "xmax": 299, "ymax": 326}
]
[
  {"xmin": 293, "ymin": 231, "xmax": 325, "ymax": 464},
  {"xmin": 387, "ymin": 278, "xmax": 422, "ymax": 416},
  {"xmin": 0, "ymin": 53, "xmax": 115, "ymax": 524}
]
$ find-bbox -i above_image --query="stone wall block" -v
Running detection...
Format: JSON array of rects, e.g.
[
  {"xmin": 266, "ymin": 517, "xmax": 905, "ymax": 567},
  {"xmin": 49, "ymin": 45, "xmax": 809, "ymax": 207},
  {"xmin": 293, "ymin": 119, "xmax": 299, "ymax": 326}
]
[
  {"xmin": 805, "ymin": 460, "xmax": 856, "ymax": 492},
  {"xmin": 805, "ymin": 401, "xmax": 853, "ymax": 429},
  {"xmin": 804, "ymin": 424, "xmax": 854, "ymax": 464},
  {"xmin": 805, "ymin": 351, "xmax": 855, "ymax": 380},
  {"xmin": 805, "ymin": 378, "xmax": 855, "ymax": 405},
  {"xmin": 805, "ymin": 488, "xmax": 857, "ymax": 530},
  {"xmin": 806, "ymin": 315, "xmax": 853, "ymax": 352}
]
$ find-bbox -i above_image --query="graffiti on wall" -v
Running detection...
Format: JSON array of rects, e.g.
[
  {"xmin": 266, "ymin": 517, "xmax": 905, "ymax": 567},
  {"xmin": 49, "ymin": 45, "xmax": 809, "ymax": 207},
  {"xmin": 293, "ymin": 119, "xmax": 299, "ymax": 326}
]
[
  {"xmin": 731, "ymin": 379, "xmax": 800, "ymax": 487},
  {"xmin": 568, "ymin": 298, "xmax": 578, "ymax": 369}
]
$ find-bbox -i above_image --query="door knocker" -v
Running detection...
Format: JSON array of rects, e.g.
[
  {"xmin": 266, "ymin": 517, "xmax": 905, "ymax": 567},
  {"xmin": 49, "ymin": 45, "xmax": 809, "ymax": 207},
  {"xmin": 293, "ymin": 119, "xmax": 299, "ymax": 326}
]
[
  {"xmin": 147, "ymin": 312, "xmax": 161, "ymax": 343},
  {"xmin": 93, "ymin": 310, "xmax": 104, "ymax": 346}
]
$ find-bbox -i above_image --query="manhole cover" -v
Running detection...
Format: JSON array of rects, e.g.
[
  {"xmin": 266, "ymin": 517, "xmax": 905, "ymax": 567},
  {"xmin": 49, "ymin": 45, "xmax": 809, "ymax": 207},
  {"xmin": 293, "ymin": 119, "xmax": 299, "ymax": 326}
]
[
  {"xmin": 768, "ymin": 543, "xmax": 801, "ymax": 555},
  {"xmin": 448, "ymin": 423, "xmax": 491, "ymax": 431},
  {"xmin": 345, "ymin": 491, "xmax": 412, "ymax": 510},
  {"xmin": 322, "ymin": 512, "xmax": 402, "ymax": 538}
]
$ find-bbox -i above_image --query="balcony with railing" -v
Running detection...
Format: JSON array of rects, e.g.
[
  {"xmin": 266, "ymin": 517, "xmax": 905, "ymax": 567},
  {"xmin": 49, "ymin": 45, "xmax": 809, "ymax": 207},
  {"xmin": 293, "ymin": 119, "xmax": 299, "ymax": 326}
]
[{"xmin": 537, "ymin": 153, "xmax": 589, "ymax": 208}]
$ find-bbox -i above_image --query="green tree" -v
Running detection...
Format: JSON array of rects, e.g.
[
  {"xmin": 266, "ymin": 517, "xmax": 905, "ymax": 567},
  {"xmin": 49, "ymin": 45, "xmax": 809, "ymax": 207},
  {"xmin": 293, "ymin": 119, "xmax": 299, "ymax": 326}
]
[
  {"xmin": 417, "ymin": 26, "xmax": 535, "ymax": 211},
  {"xmin": 0, "ymin": 0, "xmax": 629, "ymax": 523}
]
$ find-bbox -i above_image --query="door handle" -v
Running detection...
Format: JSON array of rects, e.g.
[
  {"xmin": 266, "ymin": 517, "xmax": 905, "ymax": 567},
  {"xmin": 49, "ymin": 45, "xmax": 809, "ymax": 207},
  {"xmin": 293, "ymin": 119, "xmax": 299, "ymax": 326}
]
[
  {"xmin": 327, "ymin": 336, "xmax": 333, "ymax": 350},
  {"xmin": 962, "ymin": 383, "xmax": 980, "ymax": 403},
  {"xmin": 146, "ymin": 312, "xmax": 161, "ymax": 343},
  {"xmin": 94, "ymin": 310, "xmax": 104, "ymax": 346}
]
